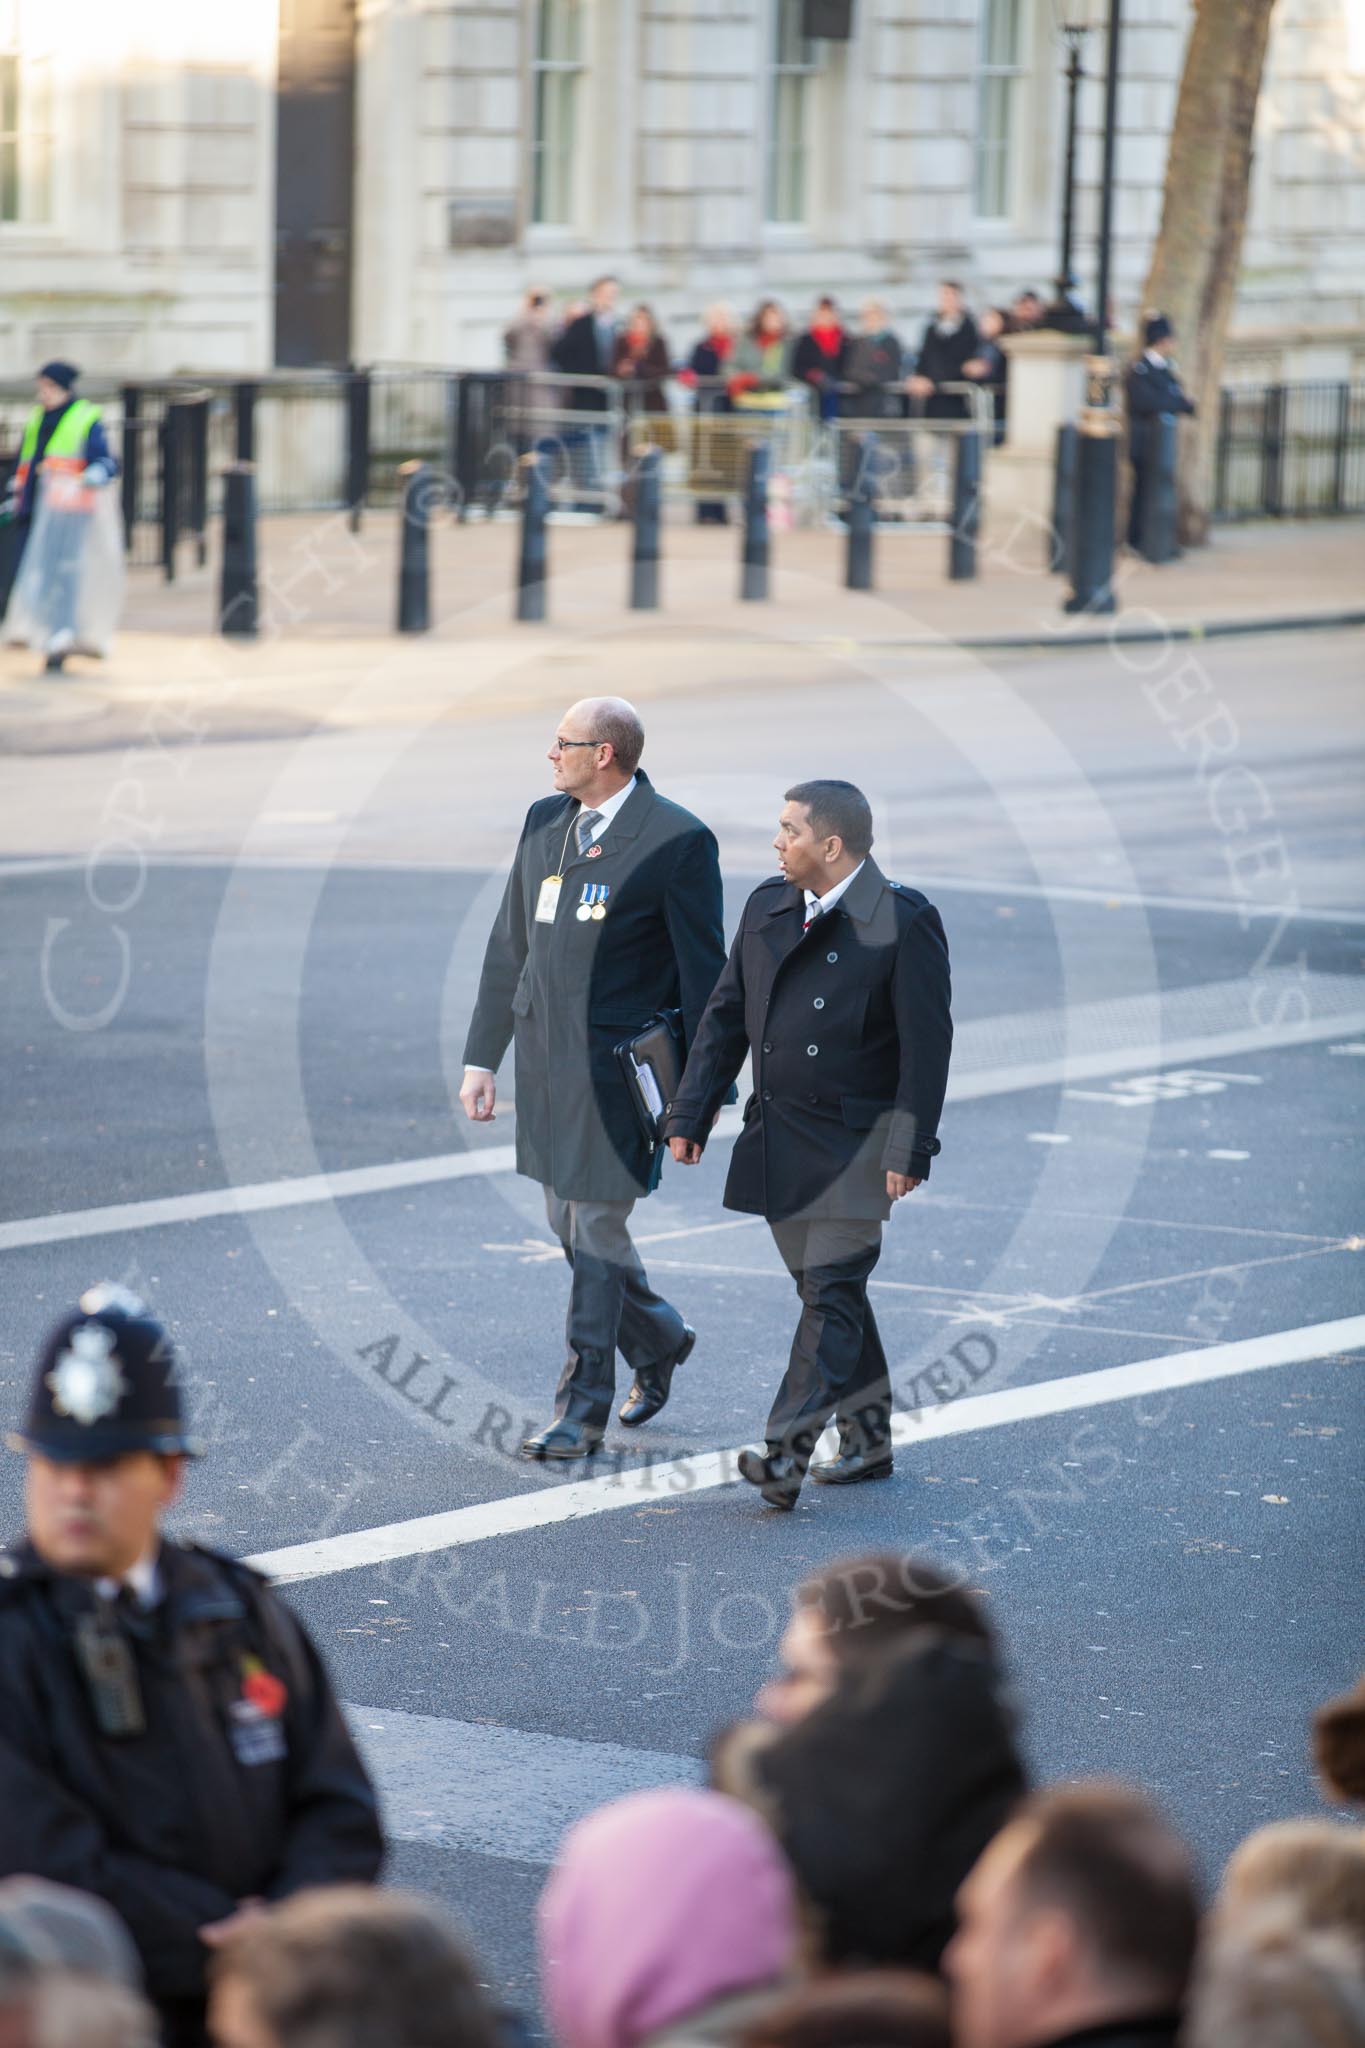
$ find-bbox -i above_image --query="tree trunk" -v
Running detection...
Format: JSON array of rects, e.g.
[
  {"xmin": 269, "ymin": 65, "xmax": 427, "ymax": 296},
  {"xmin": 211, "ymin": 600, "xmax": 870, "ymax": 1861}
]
[{"xmin": 1139, "ymin": 0, "xmax": 1278, "ymax": 544}]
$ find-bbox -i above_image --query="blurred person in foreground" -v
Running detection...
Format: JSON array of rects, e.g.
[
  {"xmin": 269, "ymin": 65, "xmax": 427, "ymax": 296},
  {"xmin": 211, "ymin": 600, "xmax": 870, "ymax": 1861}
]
[
  {"xmin": 792, "ymin": 296, "xmax": 847, "ymax": 422},
  {"xmin": 1183, "ymin": 1911, "xmax": 1365, "ymax": 2048},
  {"xmin": 0, "ymin": 1877, "xmax": 153, "ymax": 2048},
  {"xmin": 0, "ymin": 1286, "xmax": 383, "ymax": 2048},
  {"xmin": 944, "ymin": 1783, "xmax": 1197, "ymax": 2048},
  {"xmin": 1313, "ymin": 1671, "xmax": 1365, "ymax": 1809},
  {"xmin": 1213, "ymin": 1821, "xmax": 1365, "ymax": 1951},
  {"xmin": 754, "ymin": 1552, "xmax": 996, "ymax": 1724},
  {"xmin": 207, "ymin": 1887, "xmax": 505, "ymax": 2048},
  {"xmin": 538, "ymin": 1787, "xmax": 799, "ymax": 2048},
  {"xmin": 713, "ymin": 1632, "xmax": 1025, "ymax": 1972},
  {"xmin": 740, "ymin": 1973, "xmax": 951, "ymax": 2048}
]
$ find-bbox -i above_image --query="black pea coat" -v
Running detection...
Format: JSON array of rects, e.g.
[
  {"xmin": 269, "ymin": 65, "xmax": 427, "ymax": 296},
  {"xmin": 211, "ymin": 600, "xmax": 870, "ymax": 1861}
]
[
  {"xmin": 464, "ymin": 771, "xmax": 727, "ymax": 1204},
  {"xmin": 550, "ymin": 311, "xmax": 617, "ymax": 410},
  {"xmin": 1124, "ymin": 354, "xmax": 1195, "ymax": 460},
  {"xmin": 665, "ymin": 858, "xmax": 952, "ymax": 1222},
  {"xmin": 0, "ymin": 1538, "xmax": 383, "ymax": 2036},
  {"xmin": 912, "ymin": 317, "xmax": 980, "ymax": 420}
]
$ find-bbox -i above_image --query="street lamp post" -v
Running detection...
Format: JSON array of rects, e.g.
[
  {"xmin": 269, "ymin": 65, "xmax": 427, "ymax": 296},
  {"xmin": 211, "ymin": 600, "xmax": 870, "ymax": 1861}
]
[
  {"xmin": 1064, "ymin": 0, "xmax": 1122, "ymax": 615},
  {"xmin": 1058, "ymin": 25, "xmax": 1089, "ymax": 294}
]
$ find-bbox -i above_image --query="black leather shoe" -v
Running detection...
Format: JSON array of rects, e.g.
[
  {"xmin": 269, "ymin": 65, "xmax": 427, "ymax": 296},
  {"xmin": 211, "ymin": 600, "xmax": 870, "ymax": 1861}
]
[
  {"xmin": 809, "ymin": 1448, "xmax": 894, "ymax": 1486},
  {"xmin": 519, "ymin": 1420, "xmax": 603, "ymax": 1462},
  {"xmin": 737, "ymin": 1447, "xmax": 802, "ymax": 1511},
  {"xmin": 618, "ymin": 1325, "xmax": 697, "ymax": 1427}
]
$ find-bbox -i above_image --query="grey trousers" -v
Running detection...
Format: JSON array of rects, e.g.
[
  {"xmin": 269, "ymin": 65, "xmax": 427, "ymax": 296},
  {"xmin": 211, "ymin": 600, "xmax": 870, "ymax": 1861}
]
[{"xmin": 544, "ymin": 1189, "xmax": 688, "ymax": 1427}]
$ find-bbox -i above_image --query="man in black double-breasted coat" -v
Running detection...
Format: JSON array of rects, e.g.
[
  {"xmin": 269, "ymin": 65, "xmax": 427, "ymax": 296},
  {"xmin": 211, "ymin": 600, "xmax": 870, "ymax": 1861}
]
[
  {"xmin": 665, "ymin": 780, "xmax": 952, "ymax": 1509},
  {"xmin": 462, "ymin": 697, "xmax": 726, "ymax": 1460}
]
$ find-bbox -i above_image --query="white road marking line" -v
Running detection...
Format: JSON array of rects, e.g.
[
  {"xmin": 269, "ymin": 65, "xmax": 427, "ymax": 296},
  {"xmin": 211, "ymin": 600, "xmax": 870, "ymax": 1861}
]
[
  {"xmin": 8, "ymin": 973, "xmax": 1361, "ymax": 1256},
  {"xmin": 3, "ymin": 853, "xmax": 1361, "ymax": 925},
  {"xmin": 343, "ymin": 1703, "xmax": 697, "ymax": 1863},
  {"xmin": 247, "ymin": 1313, "xmax": 1365, "ymax": 1584},
  {"xmin": 1028, "ymin": 1132, "xmax": 1071, "ymax": 1145},
  {"xmin": 1207, "ymin": 1149, "xmax": 1251, "ymax": 1161}
]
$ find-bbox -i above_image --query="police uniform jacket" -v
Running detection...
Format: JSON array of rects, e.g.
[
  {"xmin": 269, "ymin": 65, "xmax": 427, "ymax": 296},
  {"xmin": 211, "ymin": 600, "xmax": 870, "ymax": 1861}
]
[
  {"xmin": 0, "ymin": 1537, "xmax": 383, "ymax": 2010},
  {"xmin": 1124, "ymin": 355, "xmax": 1195, "ymax": 460},
  {"xmin": 664, "ymin": 858, "xmax": 952, "ymax": 1222},
  {"xmin": 464, "ymin": 771, "xmax": 727, "ymax": 1203}
]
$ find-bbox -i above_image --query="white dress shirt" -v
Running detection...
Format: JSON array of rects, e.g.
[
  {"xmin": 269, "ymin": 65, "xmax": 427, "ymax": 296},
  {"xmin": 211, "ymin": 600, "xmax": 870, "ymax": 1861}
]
[
  {"xmin": 579, "ymin": 775, "xmax": 636, "ymax": 842},
  {"xmin": 803, "ymin": 858, "xmax": 866, "ymax": 925},
  {"xmin": 95, "ymin": 1546, "xmax": 163, "ymax": 1609}
]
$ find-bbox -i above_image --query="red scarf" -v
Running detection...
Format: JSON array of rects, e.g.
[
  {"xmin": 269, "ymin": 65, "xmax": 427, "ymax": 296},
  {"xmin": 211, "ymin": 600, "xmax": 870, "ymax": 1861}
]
[{"xmin": 810, "ymin": 322, "xmax": 843, "ymax": 359}]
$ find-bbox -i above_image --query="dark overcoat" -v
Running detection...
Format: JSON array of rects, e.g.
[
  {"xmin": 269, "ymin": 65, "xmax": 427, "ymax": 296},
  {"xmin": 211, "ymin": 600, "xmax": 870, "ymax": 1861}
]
[
  {"xmin": 1124, "ymin": 355, "xmax": 1195, "ymax": 460},
  {"xmin": 0, "ymin": 1538, "xmax": 382, "ymax": 2022},
  {"xmin": 665, "ymin": 858, "xmax": 952, "ymax": 1222},
  {"xmin": 464, "ymin": 772, "xmax": 727, "ymax": 1203}
]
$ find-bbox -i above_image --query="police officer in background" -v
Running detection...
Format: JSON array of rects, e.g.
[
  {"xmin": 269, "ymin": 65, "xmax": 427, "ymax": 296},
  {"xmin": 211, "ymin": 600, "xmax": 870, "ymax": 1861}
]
[
  {"xmin": 0, "ymin": 1286, "xmax": 384, "ymax": 2048},
  {"xmin": 665, "ymin": 781, "xmax": 952, "ymax": 1510},
  {"xmin": 1125, "ymin": 313, "xmax": 1195, "ymax": 551}
]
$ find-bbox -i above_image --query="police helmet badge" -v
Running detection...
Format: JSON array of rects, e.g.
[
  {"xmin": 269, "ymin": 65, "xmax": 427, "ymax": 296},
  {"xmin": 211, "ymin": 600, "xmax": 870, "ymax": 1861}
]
[{"xmin": 47, "ymin": 1324, "xmax": 129, "ymax": 1427}]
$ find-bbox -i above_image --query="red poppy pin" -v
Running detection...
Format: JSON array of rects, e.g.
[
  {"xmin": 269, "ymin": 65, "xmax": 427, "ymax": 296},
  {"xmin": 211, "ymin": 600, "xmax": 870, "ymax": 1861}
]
[
  {"xmin": 586, "ymin": 844, "xmax": 603, "ymax": 858},
  {"xmin": 240, "ymin": 1655, "xmax": 288, "ymax": 1718}
]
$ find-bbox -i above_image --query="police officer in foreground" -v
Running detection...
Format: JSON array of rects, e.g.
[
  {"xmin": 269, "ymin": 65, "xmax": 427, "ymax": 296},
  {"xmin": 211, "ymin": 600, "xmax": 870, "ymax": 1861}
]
[
  {"xmin": 0, "ymin": 1286, "xmax": 384, "ymax": 2048},
  {"xmin": 665, "ymin": 781, "xmax": 952, "ymax": 1510},
  {"xmin": 1125, "ymin": 313, "xmax": 1195, "ymax": 553}
]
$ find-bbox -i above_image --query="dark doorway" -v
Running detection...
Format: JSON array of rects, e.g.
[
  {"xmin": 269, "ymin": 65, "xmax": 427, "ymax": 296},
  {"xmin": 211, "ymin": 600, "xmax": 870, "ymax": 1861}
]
[{"xmin": 274, "ymin": 0, "xmax": 356, "ymax": 367}]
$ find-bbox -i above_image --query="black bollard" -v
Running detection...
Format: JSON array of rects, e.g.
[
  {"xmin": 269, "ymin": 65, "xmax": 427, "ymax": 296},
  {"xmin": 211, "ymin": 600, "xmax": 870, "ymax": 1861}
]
[
  {"xmin": 740, "ymin": 441, "xmax": 770, "ymax": 601},
  {"xmin": 516, "ymin": 451, "xmax": 549, "ymax": 622},
  {"xmin": 234, "ymin": 381, "xmax": 257, "ymax": 465},
  {"xmin": 397, "ymin": 461, "xmax": 432, "ymax": 633},
  {"xmin": 120, "ymin": 386, "xmax": 141, "ymax": 552},
  {"xmin": 947, "ymin": 429, "xmax": 981, "ymax": 581},
  {"xmin": 630, "ymin": 445, "xmax": 662, "ymax": 610},
  {"xmin": 1050, "ymin": 422, "xmax": 1078, "ymax": 573},
  {"xmin": 160, "ymin": 403, "xmax": 183, "ymax": 583},
  {"xmin": 845, "ymin": 437, "xmax": 876, "ymax": 591},
  {"xmin": 219, "ymin": 464, "xmax": 259, "ymax": 638},
  {"xmin": 345, "ymin": 367, "xmax": 371, "ymax": 534},
  {"xmin": 1064, "ymin": 428, "xmax": 1119, "ymax": 614},
  {"xmin": 1138, "ymin": 412, "xmax": 1180, "ymax": 564}
]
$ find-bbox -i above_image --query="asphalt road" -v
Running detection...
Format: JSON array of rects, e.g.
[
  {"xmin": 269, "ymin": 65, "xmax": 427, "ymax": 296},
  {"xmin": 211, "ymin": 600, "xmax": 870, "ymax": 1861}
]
[{"xmin": 0, "ymin": 629, "xmax": 1362, "ymax": 2026}]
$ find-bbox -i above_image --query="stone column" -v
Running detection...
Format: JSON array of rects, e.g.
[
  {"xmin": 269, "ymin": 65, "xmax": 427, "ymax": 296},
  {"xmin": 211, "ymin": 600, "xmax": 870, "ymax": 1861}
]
[{"xmin": 986, "ymin": 329, "xmax": 1093, "ymax": 548}]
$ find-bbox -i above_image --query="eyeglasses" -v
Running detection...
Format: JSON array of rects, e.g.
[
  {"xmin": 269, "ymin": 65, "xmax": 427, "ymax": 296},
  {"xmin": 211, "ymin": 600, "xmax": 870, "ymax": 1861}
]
[{"xmin": 551, "ymin": 737, "xmax": 603, "ymax": 753}]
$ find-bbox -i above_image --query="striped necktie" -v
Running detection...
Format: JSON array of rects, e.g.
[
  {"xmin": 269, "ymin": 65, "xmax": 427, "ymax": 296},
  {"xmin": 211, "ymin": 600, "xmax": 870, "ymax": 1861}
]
[{"xmin": 576, "ymin": 808, "xmax": 603, "ymax": 856}]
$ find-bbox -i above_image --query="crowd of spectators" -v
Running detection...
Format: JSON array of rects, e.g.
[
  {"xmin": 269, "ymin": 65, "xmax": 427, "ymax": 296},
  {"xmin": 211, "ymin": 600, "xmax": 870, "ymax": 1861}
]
[
  {"xmin": 502, "ymin": 277, "xmax": 1100, "ymax": 440},
  {"xmin": 2, "ymin": 1550, "xmax": 1360, "ymax": 2048}
]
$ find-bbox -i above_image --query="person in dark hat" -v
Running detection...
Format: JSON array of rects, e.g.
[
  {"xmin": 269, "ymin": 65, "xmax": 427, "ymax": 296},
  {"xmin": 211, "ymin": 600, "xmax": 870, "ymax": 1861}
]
[
  {"xmin": 0, "ymin": 1285, "xmax": 384, "ymax": 2048},
  {"xmin": 1124, "ymin": 314, "xmax": 1195, "ymax": 553},
  {"xmin": 0, "ymin": 361, "xmax": 122, "ymax": 670}
]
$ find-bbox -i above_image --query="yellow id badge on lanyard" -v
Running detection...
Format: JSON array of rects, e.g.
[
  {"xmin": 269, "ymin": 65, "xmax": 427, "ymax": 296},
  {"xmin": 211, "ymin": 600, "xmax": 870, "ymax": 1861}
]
[{"xmin": 535, "ymin": 875, "xmax": 563, "ymax": 925}]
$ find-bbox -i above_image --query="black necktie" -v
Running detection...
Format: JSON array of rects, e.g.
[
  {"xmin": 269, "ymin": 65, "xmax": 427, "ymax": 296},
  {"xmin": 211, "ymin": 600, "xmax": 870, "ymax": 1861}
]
[{"xmin": 576, "ymin": 809, "xmax": 603, "ymax": 856}]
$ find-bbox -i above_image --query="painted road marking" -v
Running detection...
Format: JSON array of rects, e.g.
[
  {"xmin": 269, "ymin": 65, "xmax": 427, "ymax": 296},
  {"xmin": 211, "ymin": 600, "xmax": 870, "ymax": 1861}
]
[
  {"xmin": 5, "ymin": 968, "xmax": 1361, "ymax": 1256},
  {"xmin": 246, "ymin": 1313, "xmax": 1365, "ymax": 1584},
  {"xmin": 343, "ymin": 1703, "xmax": 696, "ymax": 1863}
]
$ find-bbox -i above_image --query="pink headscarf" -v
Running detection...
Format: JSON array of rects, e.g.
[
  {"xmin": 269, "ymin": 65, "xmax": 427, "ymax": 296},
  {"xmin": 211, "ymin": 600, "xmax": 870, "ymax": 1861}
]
[{"xmin": 538, "ymin": 1787, "xmax": 799, "ymax": 2048}]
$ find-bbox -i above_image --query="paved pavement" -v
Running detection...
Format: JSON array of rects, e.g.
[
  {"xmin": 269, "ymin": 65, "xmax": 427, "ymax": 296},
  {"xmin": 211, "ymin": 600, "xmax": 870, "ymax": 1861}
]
[{"xmin": 0, "ymin": 609, "xmax": 1361, "ymax": 2028}]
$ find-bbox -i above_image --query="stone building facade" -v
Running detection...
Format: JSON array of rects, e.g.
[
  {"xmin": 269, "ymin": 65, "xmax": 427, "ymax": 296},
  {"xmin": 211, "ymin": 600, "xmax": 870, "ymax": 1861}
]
[{"xmin": 1, "ymin": 0, "xmax": 1362, "ymax": 381}]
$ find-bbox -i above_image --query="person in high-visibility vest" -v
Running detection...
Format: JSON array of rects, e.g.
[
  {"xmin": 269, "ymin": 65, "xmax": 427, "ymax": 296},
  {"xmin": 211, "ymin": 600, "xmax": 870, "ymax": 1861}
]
[{"xmin": 1, "ymin": 361, "xmax": 121, "ymax": 672}]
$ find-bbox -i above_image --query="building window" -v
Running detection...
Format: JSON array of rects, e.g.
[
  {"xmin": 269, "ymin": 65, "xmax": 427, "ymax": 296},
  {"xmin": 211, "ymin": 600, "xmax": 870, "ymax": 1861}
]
[
  {"xmin": 0, "ymin": 13, "xmax": 52, "ymax": 226},
  {"xmin": 974, "ymin": 0, "xmax": 1025, "ymax": 220},
  {"xmin": 766, "ymin": 0, "xmax": 822, "ymax": 225},
  {"xmin": 530, "ymin": 0, "xmax": 583, "ymax": 227}
]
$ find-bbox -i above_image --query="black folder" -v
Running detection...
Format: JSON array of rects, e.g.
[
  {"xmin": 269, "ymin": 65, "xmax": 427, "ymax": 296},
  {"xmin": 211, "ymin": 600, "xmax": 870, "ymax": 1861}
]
[{"xmin": 614, "ymin": 1009, "xmax": 685, "ymax": 1150}]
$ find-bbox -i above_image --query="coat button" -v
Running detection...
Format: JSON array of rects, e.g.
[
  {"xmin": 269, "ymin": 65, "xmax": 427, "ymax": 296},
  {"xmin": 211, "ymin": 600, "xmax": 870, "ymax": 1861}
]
[
  {"xmin": 762, "ymin": 1089, "xmax": 773, "ymax": 1101},
  {"xmin": 762, "ymin": 1042, "xmax": 773, "ymax": 1053},
  {"xmin": 813, "ymin": 997, "xmax": 825, "ymax": 1010},
  {"xmin": 807, "ymin": 1044, "xmax": 819, "ymax": 1056},
  {"xmin": 808, "ymin": 1092, "xmax": 819, "ymax": 1104},
  {"xmin": 827, "ymin": 951, "xmax": 838, "ymax": 964}
]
